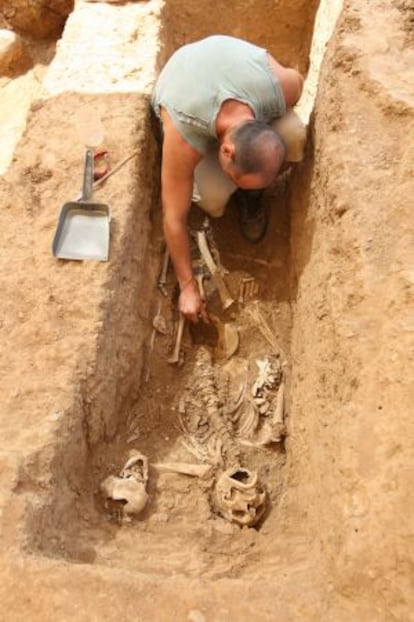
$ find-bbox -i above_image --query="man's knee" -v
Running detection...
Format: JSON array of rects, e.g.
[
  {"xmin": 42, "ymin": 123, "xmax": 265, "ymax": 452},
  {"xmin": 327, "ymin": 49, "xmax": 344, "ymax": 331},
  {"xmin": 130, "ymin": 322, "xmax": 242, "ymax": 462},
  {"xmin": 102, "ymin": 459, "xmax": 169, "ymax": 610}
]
[
  {"xmin": 193, "ymin": 153, "xmax": 236, "ymax": 218},
  {"xmin": 271, "ymin": 110, "xmax": 307, "ymax": 163}
]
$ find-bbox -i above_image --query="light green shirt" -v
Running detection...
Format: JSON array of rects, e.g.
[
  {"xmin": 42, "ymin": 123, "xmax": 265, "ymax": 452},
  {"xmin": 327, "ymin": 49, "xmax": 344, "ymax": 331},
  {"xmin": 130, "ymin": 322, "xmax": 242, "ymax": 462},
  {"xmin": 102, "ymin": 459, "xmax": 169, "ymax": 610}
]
[{"xmin": 153, "ymin": 35, "xmax": 286, "ymax": 154}]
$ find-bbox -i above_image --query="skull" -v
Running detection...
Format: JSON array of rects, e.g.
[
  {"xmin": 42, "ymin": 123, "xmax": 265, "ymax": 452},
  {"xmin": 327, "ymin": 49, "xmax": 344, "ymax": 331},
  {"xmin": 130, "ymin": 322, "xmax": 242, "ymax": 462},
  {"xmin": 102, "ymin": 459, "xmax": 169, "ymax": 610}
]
[
  {"xmin": 213, "ymin": 467, "xmax": 267, "ymax": 527},
  {"xmin": 100, "ymin": 450, "xmax": 149, "ymax": 517}
]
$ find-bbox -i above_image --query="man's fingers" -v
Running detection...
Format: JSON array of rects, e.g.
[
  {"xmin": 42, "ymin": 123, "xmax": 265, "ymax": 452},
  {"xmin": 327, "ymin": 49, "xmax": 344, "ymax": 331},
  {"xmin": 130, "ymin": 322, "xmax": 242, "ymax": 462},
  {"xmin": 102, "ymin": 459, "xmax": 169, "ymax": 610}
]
[
  {"xmin": 181, "ymin": 308, "xmax": 209, "ymax": 324},
  {"xmin": 181, "ymin": 309, "xmax": 199, "ymax": 324},
  {"xmin": 200, "ymin": 306, "xmax": 210, "ymax": 324},
  {"xmin": 178, "ymin": 288, "xmax": 209, "ymax": 324}
]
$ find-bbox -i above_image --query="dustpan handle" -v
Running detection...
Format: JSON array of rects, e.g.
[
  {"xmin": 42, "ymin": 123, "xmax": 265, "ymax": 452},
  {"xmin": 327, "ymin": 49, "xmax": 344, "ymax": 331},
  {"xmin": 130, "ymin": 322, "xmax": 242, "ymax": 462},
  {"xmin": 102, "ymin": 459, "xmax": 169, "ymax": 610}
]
[{"xmin": 81, "ymin": 149, "xmax": 94, "ymax": 201}]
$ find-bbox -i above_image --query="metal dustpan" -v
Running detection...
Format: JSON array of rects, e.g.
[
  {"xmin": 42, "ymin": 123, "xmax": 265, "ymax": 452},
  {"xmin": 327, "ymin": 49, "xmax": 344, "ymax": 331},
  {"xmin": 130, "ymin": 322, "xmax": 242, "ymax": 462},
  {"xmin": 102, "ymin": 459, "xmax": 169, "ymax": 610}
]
[{"xmin": 52, "ymin": 149, "xmax": 110, "ymax": 261}]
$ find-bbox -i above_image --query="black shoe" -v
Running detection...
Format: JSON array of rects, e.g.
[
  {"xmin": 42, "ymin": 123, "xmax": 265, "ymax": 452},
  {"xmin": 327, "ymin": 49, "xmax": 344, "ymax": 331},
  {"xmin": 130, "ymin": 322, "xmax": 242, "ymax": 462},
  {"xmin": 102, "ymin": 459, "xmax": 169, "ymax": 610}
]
[{"xmin": 235, "ymin": 189, "xmax": 268, "ymax": 243}]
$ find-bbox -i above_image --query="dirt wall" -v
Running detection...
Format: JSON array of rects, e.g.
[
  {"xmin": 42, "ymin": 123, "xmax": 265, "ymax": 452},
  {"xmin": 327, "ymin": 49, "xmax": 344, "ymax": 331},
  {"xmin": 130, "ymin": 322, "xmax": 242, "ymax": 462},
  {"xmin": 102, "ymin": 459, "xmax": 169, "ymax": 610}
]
[
  {"xmin": 286, "ymin": 0, "xmax": 414, "ymax": 618},
  {"xmin": 159, "ymin": 0, "xmax": 320, "ymax": 74},
  {"xmin": 0, "ymin": 0, "xmax": 162, "ymax": 555}
]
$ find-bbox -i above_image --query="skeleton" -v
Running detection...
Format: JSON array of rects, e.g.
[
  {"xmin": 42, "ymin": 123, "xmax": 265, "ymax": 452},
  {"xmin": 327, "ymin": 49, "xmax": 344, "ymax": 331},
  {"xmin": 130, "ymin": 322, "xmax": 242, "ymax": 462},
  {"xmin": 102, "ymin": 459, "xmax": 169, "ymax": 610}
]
[
  {"xmin": 179, "ymin": 347, "xmax": 240, "ymax": 467},
  {"xmin": 100, "ymin": 451, "xmax": 149, "ymax": 518},
  {"xmin": 177, "ymin": 347, "xmax": 269, "ymax": 527},
  {"xmin": 213, "ymin": 466, "xmax": 267, "ymax": 527}
]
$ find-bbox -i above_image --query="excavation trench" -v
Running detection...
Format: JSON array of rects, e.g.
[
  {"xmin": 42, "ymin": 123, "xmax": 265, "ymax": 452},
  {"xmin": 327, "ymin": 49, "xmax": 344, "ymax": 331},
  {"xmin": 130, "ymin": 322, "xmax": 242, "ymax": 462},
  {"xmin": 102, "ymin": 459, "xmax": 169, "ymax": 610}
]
[
  {"xmin": 31, "ymin": 117, "xmax": 296, "ymax": 577},
  {"xmin": 10, "ymin": 0, "xmax": 342, "ymax": 595}
]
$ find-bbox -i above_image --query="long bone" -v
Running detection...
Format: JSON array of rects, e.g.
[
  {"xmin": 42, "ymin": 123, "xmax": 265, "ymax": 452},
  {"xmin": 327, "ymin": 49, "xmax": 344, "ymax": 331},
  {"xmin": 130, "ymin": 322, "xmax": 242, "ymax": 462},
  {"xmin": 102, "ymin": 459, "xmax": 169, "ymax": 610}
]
[
  {"xmin": 196, "ymin": 230, "xmax": 234, "ymax": 310},
  {"xmin": 158, "ymin": 247, "xmax": 169, "ymax": 296},
  {"xmin": 193, "ymin": 261, "xmax": 207, "ymax": 300},
  {"xmin": 151, "ymin": 462, "xmax": 213, "ymax": 479},
  {"xmin": 168, "ymin": 313, "xmax": 185, "ymax": 365}
]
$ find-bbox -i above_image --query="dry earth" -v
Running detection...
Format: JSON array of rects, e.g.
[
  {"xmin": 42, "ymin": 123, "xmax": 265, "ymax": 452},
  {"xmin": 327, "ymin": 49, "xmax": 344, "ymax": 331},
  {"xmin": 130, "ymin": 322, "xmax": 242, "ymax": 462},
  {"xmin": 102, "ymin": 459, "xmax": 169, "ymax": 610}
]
[{"xmin": 0, "ymin": 0, "xmax": 413, "ymax": 621}]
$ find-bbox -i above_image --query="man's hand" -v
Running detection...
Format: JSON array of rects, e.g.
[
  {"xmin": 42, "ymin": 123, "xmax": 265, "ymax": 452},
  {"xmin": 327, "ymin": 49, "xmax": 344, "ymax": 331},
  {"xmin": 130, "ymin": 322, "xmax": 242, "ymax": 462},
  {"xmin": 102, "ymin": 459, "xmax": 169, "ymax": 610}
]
[{"xmin": 179, "ymin": 278, "xmax": 209, "ymax": 323}]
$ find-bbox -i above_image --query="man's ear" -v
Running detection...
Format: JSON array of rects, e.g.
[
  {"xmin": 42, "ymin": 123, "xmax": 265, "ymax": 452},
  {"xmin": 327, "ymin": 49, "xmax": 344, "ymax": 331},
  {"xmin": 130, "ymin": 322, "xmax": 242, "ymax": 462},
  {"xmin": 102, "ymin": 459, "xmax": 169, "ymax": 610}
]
[{"xmin": 220, "ymin": 139, "xmax": 236, "ymax": 162}]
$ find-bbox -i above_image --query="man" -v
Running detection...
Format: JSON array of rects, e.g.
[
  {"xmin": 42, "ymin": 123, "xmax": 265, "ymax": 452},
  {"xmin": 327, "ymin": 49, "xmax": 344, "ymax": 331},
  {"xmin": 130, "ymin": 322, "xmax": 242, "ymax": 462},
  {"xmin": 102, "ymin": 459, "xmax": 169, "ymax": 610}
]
[{"xmin": 153, "ymin": 35, "xmax": 305, "ymax": 323}]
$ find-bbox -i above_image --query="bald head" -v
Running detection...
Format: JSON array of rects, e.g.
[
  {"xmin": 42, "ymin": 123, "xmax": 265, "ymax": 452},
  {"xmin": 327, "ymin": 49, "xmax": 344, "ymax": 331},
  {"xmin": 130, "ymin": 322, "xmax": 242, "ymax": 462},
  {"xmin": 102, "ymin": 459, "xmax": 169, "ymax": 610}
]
[{"xmin": 230, "ymin": 121, "xmax": 286, "ymax": 183}]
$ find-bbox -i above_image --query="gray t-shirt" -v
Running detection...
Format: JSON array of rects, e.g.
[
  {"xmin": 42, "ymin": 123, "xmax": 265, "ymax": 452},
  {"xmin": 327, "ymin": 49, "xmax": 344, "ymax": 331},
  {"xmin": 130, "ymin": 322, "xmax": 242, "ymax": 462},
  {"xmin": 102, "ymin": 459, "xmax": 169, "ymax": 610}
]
[{"xmin": 152, "ymin": 35, "xmax": 286, "ymax": 154}]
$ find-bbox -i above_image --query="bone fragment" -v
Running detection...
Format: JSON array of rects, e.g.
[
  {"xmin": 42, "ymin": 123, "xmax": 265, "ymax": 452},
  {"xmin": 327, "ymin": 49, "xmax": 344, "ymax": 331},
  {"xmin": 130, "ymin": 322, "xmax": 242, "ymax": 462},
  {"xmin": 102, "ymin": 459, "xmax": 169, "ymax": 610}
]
[
  {"xmin": 273, "ymin": 379, "xmax": 285, "ymax": 425},
  {"xmin": 168, "ymin": 314, "xmax": 185, "ymax": 365},
  {"xmin": 238, "ymin": 276, "xmax": 256, "ymax": 303},
  {"xmin": 237, "ymin": 401, "xmax": 259, "ymax": 438},
  {"xmin": 158, "ymin": 247, "xmax": 169, "ymax": 296},
  {"xmin": 227, "ymin": 379, "xmax": 247, "ymax": 417},
  {"xmin": 240, "ymin": 379, "xmax": 286, "ymax": 446},
  {"xmin": 151, "ymin": 462, "xmax": 213, "ymax": 479},
  {"xmin": 122, "ymin": 450, "xmax": 149, "ymax": 483},
  {"xmin": 196, "ymin": 230, "xmax": 234, "ymax": 310},
  {"xmin": 194, "ymin": 271, "xmax": 206, "ymax": 300},
  {"xmin": 153, "ymin": 313, "xmax": 168, "ymax": 335},
  {"xmin": 146, "ymin": 301, "xmax": 163, "ymax": 381},
  {"xmin": 126, "ymin": 432, "xmax": 141, "ymax": 444},
  {"xmin": 180, "ymin": 438, "xmax": 207, "ymax": 462}
]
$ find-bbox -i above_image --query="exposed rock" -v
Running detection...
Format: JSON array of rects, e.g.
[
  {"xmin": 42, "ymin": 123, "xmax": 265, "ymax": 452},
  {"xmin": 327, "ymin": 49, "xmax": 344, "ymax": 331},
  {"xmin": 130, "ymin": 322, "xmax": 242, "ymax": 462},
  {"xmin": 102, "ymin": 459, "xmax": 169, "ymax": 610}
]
[{"xmin": 0, "ymin": 0, "xmax": 74, "ymax": 39}]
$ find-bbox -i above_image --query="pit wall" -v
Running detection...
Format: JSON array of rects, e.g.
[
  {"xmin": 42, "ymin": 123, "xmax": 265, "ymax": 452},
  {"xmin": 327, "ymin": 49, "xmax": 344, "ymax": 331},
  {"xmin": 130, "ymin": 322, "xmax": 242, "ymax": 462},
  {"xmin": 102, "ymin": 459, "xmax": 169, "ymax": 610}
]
[
  {"xmin": 159, "ymin": 0, "xmax": 319, "ymax": 74},
  {"xmin": 285, "ymin": 1, "xmax": 413, "ymax": 618},
  {"xmin": 0, "ymin": 1, "xmax": 162, "ymax": 550}
]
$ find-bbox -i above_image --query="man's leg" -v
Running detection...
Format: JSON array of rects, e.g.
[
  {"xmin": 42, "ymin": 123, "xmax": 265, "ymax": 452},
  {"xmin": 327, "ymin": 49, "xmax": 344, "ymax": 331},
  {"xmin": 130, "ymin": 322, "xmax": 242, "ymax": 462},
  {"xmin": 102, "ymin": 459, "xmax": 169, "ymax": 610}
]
[
  {"xmin": 234, "ymin": 111, "xmax": 307, "ymax": 243},
  {"xmin": 234, "ymin": 188, "xmax": 270, "ymax": 243},
  {"xmin": 193, "ymin": 151, "xmax": 236, "ymax": 218},
  {"xmin": 192, "ymin": 152, "xmax": 268, "ymax": 243},
  {"xmin": 271, "ymin": 110, "xmax": 307, "ymax": 163}
]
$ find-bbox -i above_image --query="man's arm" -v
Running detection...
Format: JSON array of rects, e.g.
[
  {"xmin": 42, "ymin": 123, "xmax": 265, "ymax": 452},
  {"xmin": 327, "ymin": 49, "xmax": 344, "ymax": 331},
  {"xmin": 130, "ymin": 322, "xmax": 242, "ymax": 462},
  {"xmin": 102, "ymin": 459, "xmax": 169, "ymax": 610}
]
[{"xmin": 160, "ymin": 110, "xmax": 207, "ymax": 323}]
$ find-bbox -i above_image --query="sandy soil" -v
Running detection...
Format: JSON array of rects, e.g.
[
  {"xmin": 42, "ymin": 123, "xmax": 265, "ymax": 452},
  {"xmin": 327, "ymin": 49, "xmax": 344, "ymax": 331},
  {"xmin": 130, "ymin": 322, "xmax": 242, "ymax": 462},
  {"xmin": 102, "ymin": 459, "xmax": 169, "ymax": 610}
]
[{"xmin": 0, "ymin": 0, "xmax": 412, "ymax": 620}]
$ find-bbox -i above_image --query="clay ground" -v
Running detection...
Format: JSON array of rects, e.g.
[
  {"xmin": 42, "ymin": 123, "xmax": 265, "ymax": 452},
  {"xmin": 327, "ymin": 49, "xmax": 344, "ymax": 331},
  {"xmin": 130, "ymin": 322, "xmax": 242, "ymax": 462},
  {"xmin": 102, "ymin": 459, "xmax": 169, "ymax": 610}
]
[{"xmin": 0, "ymin": 0, "xmax": 413, "ymax": 621}]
